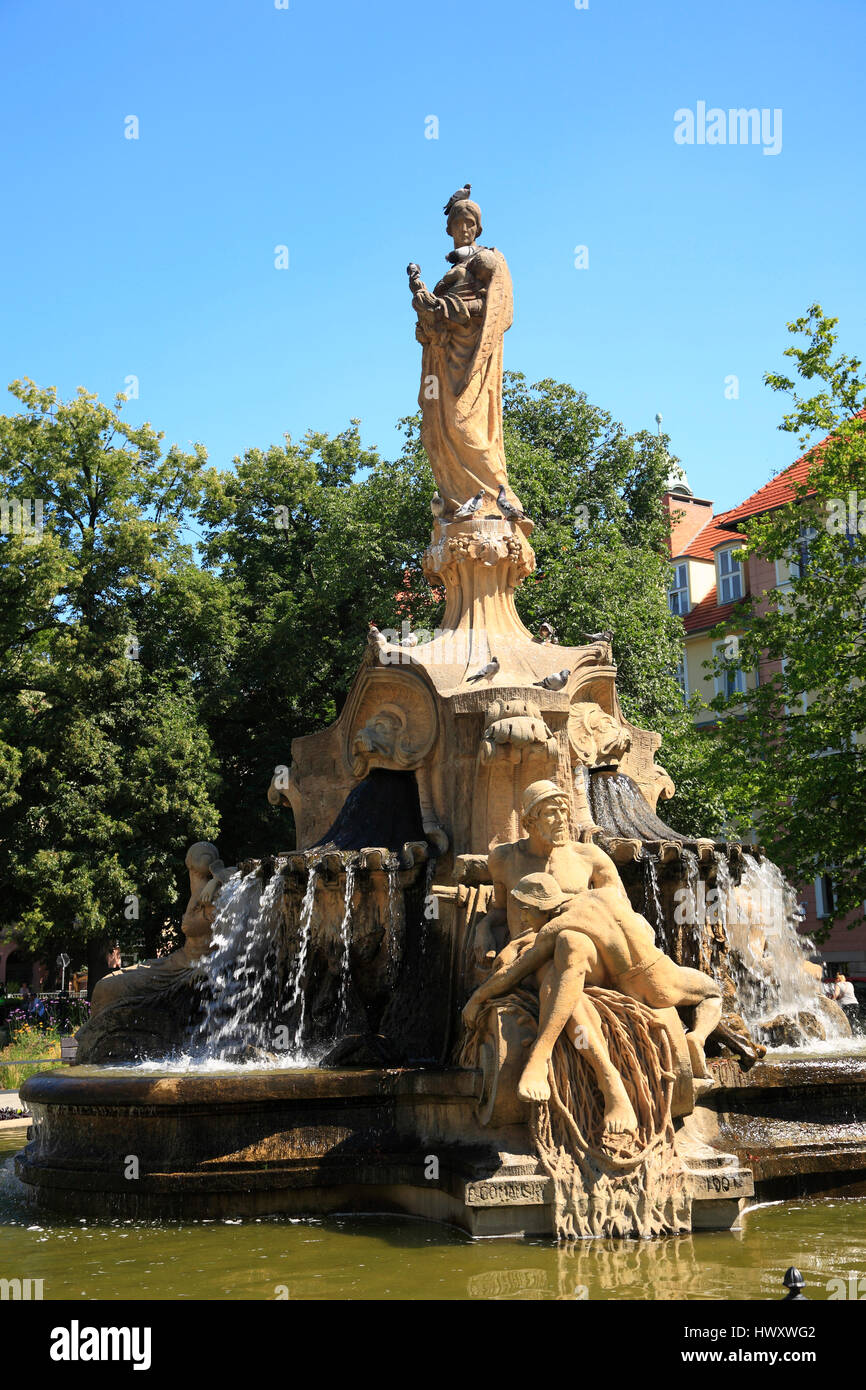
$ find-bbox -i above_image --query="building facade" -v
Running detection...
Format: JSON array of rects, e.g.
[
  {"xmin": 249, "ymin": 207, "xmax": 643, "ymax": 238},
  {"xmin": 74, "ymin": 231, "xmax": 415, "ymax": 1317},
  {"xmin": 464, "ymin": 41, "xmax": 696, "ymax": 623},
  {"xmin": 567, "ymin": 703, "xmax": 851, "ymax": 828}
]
[{"xmin": 664, "ymin": 457, "xmax": 866, "ymax": 976}]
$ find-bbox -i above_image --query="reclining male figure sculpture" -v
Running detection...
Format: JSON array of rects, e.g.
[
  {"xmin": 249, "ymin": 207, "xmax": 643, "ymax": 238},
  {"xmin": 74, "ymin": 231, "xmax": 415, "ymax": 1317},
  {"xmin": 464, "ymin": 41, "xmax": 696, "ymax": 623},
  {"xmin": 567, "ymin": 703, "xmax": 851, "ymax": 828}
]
[{"xmin": 463, "ymin": 780, "xmax": 723, "ymax": 1138}]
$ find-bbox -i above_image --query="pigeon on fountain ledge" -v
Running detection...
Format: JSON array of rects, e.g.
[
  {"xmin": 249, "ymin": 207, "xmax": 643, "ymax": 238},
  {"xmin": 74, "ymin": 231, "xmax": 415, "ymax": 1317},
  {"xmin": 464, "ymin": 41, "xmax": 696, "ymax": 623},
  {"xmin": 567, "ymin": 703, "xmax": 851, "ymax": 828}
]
[
  {"xmin": 535, "ymin": 668, "xmax": 571, "ymax": 691},
  {"xmin": 453, "ymin": 489, "xmax": 486, "ymax": 519},
  {"xmin": 367, "ymin": 623, "xmax": 389, "ymax": 655},
  {"xmin": 467, "ymin": 656, "xmax": 499, "ymax": 683},
  {"xmin": 495, "ymin": 485, "xmax": 527, "ymax": 522}
]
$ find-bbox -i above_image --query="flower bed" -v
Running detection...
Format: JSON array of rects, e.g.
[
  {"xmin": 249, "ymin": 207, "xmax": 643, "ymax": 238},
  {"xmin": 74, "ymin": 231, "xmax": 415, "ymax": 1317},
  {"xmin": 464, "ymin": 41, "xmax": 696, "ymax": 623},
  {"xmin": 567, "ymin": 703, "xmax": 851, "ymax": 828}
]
[{"xmin": 0, "ymin": 1023, "xmax": 62, "ymax": 1089}]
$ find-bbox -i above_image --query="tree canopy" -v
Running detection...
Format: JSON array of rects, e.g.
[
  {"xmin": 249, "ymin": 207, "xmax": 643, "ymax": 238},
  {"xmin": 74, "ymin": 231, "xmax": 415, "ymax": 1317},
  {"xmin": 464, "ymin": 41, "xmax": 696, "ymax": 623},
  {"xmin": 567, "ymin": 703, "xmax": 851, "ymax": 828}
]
[
  {"xmin": 707, "ymin": 305, "xmax": 866, "ymax": 933},
  {"xmin": 0, "ymin": 381, "xmax": 225, "ymax": 962}
]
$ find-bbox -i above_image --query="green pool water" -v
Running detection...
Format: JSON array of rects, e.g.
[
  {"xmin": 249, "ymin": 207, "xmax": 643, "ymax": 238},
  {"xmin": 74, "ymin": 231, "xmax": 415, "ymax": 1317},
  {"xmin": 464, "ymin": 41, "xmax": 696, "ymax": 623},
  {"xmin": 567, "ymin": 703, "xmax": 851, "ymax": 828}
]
[{"xmin": 2, "ymin": 1131, "xmax": 864, "ymax": 1300}]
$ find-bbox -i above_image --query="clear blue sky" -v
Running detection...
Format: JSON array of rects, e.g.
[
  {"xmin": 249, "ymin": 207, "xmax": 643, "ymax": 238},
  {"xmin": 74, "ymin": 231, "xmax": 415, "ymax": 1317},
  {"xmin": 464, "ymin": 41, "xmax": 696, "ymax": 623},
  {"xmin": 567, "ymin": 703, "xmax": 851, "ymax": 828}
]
[{"xmin": 1, "ymin": 0, "xmax": 863, "ymax": 512}]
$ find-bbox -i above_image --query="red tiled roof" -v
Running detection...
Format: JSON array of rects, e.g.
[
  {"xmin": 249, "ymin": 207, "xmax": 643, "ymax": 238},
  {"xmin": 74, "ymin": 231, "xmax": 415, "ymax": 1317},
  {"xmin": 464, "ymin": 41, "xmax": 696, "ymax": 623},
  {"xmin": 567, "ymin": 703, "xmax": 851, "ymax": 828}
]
[
  {"xmin": 713, "ymin": 458, "xmax": 814, "ymax": 532},
  {"xmin": 682, "ymin": 587, "xmax": 737, "ymax": 634},
  {"xmin": 714, "ymin": 407, "xmax": 866, "ymax": 532},
  {"xmin": 672, "ymin": 516, "xmax": 739, "ymax": 562}
]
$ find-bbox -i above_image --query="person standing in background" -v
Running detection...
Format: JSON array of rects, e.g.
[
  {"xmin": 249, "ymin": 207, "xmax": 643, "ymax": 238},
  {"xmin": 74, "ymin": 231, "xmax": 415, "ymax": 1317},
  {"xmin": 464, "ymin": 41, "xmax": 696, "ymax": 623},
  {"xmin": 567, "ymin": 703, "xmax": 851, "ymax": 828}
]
[{"xmin": 834, "ymin": 973, "xmax": 861, "ymax": 1029}]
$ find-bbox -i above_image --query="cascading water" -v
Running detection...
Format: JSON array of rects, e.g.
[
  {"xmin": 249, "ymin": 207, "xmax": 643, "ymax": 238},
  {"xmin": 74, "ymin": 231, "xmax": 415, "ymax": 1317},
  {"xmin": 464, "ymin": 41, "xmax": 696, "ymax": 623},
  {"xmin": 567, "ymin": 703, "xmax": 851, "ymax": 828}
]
[
  {"xmin": 194, "ymin": 868, "xmax": 286, "ymax": 1060},
  {"xmin": 591, "ymin": 769, "xmax": 854, "ymax": 1054},
  {"xmin": 680, "ymin": 848, "xmax": 701, "ymax": 969},
  {"xmin": 286, "ymin": 865, "xmax": 319, "ymax": 1051},
  {"xmin": 725, "ymin": 856, "xmax": 850, "ymax": 1047},
  {"xmin": 385, "ymin": 856, "xmax": 404, "ymax": 982},
  {"xmin": 708, "ymin": 852, "xmax": 730, "ymax": 981},
  {"xmin": 642, "ymin": 855, "xmax": 667, "ymax": 952},
  {"xmin": 419, "ymin": 855, "xmax": 436, "ymax": 960},
  {"xmin": 337, "ymin": 860, "xmax": 356, "ymax": 1026}
]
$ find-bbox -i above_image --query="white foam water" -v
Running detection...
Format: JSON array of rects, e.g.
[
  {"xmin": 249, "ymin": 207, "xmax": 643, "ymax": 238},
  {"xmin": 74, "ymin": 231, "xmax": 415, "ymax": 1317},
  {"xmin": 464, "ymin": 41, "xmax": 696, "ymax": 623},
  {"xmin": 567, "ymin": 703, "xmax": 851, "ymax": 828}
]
[
  {"xmin": 194, "ymin": 869, "xmax": 286, "ymax": 1060},
  {"xmin": 286, "ymin": 866, "xmax": 319, "ymax": 1051},
  {"xmin": 336, "ymin": 861, "xmax": 356, "ymax": 1026},
  {"xmin": 385, "ymin": 857, "xmax": 404, "ymax": 981},
  {"xmin": 726, "ymin": 856, "xmax": 851, "ymax": 1047}
]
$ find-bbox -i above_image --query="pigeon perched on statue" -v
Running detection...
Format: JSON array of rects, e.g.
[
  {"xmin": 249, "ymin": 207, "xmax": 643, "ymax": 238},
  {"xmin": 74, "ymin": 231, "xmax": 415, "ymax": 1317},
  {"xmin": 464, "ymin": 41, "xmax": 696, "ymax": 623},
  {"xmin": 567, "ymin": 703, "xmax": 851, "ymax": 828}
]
[
  {"xmin": 495, "ymin": 485, "xmax": 527, "ymax": 522},
  {"xmin": 443, "ymin": 184, "xmax": 471, "ymax": 215},
  {"xmin": 467, "ymin": 656, "xmax": 500, "ymax": 683},
  {"xmin": 534, "ymin": 669, "xmax": 571, "ymax": 691},
  {"xmin": 584, "ymin": 630, "xmax": 614, "ymax": 645},
  {"xmin": 454, "ymin": 490, "xmax": 486, "ymax": 519}
]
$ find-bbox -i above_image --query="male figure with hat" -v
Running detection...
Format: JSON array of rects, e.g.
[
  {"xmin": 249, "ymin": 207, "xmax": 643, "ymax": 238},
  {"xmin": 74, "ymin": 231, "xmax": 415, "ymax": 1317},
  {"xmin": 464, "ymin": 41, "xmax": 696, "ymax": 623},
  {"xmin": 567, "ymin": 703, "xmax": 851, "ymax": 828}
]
[{"xmin": 464, "ymin": 780, "xmax": 722, "ymax": 1131}]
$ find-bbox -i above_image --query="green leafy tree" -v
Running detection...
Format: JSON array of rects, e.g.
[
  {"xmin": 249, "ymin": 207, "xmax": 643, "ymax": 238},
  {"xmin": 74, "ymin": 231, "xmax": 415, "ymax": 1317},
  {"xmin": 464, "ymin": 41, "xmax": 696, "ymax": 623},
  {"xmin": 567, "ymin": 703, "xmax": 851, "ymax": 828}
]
[
  {"xmin": 0, "ymin": 380, "xmax": 227, "ymax": 967},
  {"xmin": 501, "ymin": 373, "xmax": 689, "ymax": 732},
  {"xmin": 707, "ymin": 306, "xmax": 866, "ymax": 932},
  {"xmin": 198, "ymin": 424, "xmax": 441, "ymax": 859}
]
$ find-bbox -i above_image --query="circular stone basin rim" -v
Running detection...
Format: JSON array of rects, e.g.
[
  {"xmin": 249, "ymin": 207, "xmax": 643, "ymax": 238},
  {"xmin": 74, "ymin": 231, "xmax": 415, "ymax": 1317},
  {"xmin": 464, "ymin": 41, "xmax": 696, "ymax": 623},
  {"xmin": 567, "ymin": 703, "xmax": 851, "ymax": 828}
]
[{"xmin": 20, "ymin": 1065, "xmax": 483, "ymax": 1109}]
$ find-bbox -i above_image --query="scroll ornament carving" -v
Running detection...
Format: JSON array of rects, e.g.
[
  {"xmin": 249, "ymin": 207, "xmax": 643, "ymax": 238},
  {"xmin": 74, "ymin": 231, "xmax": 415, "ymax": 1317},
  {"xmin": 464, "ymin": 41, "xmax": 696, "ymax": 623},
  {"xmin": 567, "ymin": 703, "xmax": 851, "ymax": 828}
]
[
  {"xmin": 480, "ymin": 699, "xmax": 558, "ymax": 765},
  {"xmin": 568, "ymin": 700, "xmax": 632, "ymax": 768},
  {"xmin": 342, "ymin": 672, "xmax": 438, "ymax": 778},
  {"xmin": 632, "ymin": 763, "xmax": 676, "ymax": 811}
]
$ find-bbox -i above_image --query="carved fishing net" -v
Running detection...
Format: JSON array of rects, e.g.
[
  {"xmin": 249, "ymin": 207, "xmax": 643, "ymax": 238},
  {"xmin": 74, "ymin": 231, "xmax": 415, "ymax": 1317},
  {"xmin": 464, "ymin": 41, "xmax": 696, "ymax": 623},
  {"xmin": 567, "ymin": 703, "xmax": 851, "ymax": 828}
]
[{"xmin": 462, "ymin": 986, "xmax": 692, "ymax": 1241}]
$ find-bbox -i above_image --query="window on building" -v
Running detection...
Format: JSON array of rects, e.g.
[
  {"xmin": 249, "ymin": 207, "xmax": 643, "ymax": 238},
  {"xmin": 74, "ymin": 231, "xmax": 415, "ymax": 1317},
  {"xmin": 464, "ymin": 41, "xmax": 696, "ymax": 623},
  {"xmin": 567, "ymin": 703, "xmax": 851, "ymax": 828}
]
[
  {"xmin": 815, "ymin": 874, "xmax": 835, "ymax": 919},
  {"xmin": 790, "ymin": 524, "xmax": 818, "ymax": 580},
  {"xmin": 668, "ymin": 563, "xmax": 689, "ymax": 615},
  {"xmin": 717, "ymin": 547, "xmax": 744, "ymax": 603},
  {"xmin": 777, "ymin": 525, "xmax": 819, "ymax": 586},
  {"xmin": 675, "ymin": 652, "xmax": 688, "ymax": 703},
  {"xmin": 713, "ymin": 639, "xmax": 746, "ymax": 698}
]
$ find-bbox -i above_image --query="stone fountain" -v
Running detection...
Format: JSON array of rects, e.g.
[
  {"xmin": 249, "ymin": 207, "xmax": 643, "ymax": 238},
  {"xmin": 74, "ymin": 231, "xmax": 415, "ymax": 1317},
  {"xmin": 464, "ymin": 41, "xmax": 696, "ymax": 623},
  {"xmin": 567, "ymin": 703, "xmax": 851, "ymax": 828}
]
[{"xmin": 16, "ymin": 189, "xmax": 864, "ymax": 1238}]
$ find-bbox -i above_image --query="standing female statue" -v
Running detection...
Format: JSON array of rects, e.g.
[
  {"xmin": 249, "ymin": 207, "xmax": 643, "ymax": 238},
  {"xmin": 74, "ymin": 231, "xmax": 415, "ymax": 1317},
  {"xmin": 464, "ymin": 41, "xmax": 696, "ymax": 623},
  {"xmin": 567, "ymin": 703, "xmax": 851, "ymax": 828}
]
[{"xmin": 408, "ymin": 191, "xmax": 522, "ymax": 517}]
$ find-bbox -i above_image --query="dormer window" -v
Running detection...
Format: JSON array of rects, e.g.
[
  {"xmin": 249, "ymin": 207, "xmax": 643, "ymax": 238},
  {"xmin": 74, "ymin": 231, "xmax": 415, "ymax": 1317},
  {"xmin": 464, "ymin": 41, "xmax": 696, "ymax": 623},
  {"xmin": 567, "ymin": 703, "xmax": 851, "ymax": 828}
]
[
  {"xmin": 717, "ymin": 547, "xmax": 743, "ymax": 603},
  {"xmin": 668, "ymin": 562, "xmax": 690, "ymax": 615}
]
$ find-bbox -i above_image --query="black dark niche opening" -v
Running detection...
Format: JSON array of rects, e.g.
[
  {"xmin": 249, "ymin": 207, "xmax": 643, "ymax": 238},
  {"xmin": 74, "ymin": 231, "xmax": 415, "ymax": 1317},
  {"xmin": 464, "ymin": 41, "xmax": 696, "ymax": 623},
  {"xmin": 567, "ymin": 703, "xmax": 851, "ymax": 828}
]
[{"xmin": 313, "ymin": 768, "xmax": 425, "ymax": 852}]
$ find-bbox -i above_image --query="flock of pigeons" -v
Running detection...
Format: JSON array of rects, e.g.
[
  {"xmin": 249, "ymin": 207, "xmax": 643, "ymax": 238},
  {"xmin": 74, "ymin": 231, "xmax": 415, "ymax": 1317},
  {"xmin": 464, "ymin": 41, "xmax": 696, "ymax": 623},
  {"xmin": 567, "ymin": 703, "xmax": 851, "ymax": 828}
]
[
  {"xmin": 451, "ymin": 485, "xmax": 527, "ymax": 522},
  {"xmin": 368, "ymin": 627, "xmax": 614, "ymax": 688}
]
